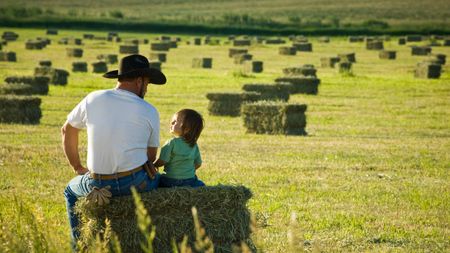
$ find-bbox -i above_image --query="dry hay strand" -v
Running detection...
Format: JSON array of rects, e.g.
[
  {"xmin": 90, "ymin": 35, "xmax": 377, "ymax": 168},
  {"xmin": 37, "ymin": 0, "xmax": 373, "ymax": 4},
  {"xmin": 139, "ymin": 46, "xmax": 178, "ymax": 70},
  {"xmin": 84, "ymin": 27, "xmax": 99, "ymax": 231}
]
[
  {"xmin": 72, "ymin": 62, "xmax": 88, "ymax": 72},
  {"xmin": 274, "ymin": 76, "xmax": 320, "ymax": 95},
  {"xmin": 379, "ymin": 50, "xmax": 397, "ymax": 60},
  {"xmin": 76, "ymin": 185, "xmax": 254, "ymax": 253},
  {"xmin": 0, "ymin": 95, "xmax": 41, "ymax": 124},
  {"xmin": 242, "ymin": 101, "xmax": 307, "ymax": 135}
]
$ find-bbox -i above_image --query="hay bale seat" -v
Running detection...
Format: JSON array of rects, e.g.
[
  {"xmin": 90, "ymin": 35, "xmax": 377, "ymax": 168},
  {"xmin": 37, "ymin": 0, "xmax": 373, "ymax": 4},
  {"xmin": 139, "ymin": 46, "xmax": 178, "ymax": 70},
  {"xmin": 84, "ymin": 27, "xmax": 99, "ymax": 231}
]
[
  {"xmin": 0, "ymin": 96, "xmax": 42, "ymax": 124},
  {"xmin": 415, "ymin": 62, "xmax": 441, "ymax": 79},
  {"xmin": 192, "ymin": 58, "xmax": 212, "ymax": 69},
  {"xmin": 149, "ymin": 52, "xmax": 167, "ymax": 63},
  {"xmin": 92, "ymin": 61, "xmax": 108, "ymax": 73},
  {"xmin": 244, "ymin": 61, "xmax": 263, "ymax": 73},
  {"xmin": 119, "ymin": 45, "xmax": 139, "ymax": 54},
  {"xmin": 242, "ymin": 83, "xmax": 291, "ymax": 101},
  {"xmin": 229, "ymin": 48, "xmax": 248, "ymax": 58},
  {"xmin": 366, "ymin": 40, "xmax": 384, "ymax": 50},
  {"xmin": 293, "ymin": 42, "xmax": 312, "ymax": 52},
  {"xmin": 0, "ymin": 51, "xmax": 17, "ymax": 62},
  {"xmin": 233, "ymin": 53, "xmax": 252, "ymax": 64},
  {"xmin": 321, "ymin": 57, "xmax": 340, "ymax": 68},
  {"xmin": 338, "ymin": 53, "xmax": 356, "ymax": 63},
  {"xmin": 67, "ymin": 48, "xmax": 83, "ymax": 58},
  {"xmin": 206, "ymin": 92, "xmax": 260, "ymax": 116},
  {"xmin": 282, "ymin": 65, "xmax": 317, "ymax": 77},
  {"xmin": 279, "ymin": 46, "xmax": 296, "ymax": 56},
  {"xmin": 274, "ymin": 77, "xmax": 320, "ymax": 95},
  {"xmin": 411, "ymin": 46, "xmax": 431, "ymax": 56},
  {"xmin": 76, "ymin": 185, "xmax": 254, "ymax": 253},
  {"xmin": 242, "ymin": 101, "xmax": 307, "ymax": 135},
  {"xmin": 4, "ymin": 76, "xmax": 49, "ymax": 95},
  {"xmin": 379, "ymin": 50, "xmax": 397, "ymax": 60},
  {"xmin": 96, "ymin": 54, "xmax": 118, "ymax": 64},
  {"xmin": 34, "ymin": 67, "xmax": 69, "ymax": 85},
  {"xmin": 72, "ymin": 62, "xmax": 88, "ymax": 72}
]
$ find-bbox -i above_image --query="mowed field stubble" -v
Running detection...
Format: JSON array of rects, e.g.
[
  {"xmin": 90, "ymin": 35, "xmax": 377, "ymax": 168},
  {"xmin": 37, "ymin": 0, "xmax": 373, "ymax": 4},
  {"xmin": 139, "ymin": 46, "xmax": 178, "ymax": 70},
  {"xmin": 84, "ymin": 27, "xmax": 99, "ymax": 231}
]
[{"xmin": 0, "ymin": 28, "xmax": 449, "ymax": 252}]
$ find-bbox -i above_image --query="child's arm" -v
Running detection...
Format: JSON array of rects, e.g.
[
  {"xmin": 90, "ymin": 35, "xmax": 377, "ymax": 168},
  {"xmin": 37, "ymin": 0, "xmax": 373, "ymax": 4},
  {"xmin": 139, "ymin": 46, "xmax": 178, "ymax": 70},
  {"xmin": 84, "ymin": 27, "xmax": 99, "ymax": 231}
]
[
  {"xmin": 154, "ymin": 159, "xmax": 166, "ymax": 168},
  {"xmin": 195, "ymin": 163, "xmax": 201, "ymax": 170}
]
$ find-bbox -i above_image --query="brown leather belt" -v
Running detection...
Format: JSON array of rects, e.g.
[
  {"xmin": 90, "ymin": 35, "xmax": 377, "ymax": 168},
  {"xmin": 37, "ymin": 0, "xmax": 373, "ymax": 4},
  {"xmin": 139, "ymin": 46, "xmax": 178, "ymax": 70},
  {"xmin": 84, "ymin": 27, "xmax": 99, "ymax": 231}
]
[{"xmin": 90, "ymin": 166, "xmax": 143, "ymax": 180}]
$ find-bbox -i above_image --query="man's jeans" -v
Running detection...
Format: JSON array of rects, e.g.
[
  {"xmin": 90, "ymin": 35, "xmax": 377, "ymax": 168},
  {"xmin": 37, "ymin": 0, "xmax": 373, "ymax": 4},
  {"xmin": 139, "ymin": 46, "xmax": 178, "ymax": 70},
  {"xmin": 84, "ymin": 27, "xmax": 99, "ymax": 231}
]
[
  {"xmin": 159, "ymin": 175, "xmax": 205, "ymax": 188},
  {"xmin": 63, "ymin": 169, "xmax": 159, "ymax": 246}
]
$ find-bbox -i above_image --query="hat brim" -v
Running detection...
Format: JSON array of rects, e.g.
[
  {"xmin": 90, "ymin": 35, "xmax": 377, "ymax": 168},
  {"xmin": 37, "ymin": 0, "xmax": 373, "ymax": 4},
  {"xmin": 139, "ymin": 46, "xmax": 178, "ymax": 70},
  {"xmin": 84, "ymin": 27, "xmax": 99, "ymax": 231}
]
[{"xmin": 103, "ymin": 68, "xmax": 166, "ymax": 85}]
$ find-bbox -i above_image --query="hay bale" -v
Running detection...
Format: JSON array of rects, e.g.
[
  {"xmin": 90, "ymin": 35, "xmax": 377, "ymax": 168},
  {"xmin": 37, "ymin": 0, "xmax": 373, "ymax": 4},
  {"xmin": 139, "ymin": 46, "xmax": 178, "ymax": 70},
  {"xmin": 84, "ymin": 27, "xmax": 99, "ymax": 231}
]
[
  {"xmin": 229, "ymin": 48, "xmax": 248, "ymax": 58},
  {"xmin": 83, "ymin": 34, "xmax": 94, "ymax": 39},
  {"xmin": 242, "ymin": 101, "xmax": 307, "ymax": 135},
  {"xmin": 242, "ymin": 83, "xmax": 290, "ymax": 101},
  {"xmin": 444, "ymin": 39, "xmax": 450, "ymax": 46},
  {"xmin": 4, "ymin": 76, "xmax": 49, "ymax": 95},
  {"xmin": 0, "ymin": 83, "xmax": 34, "ymax": 95},
  {"xmin": 150, "ymin": 42, "xmax": 170, "ymax": 51},
  {"xmin": 233, "ymin": 39, "xmax": 251, "ymax": 46},
  {"xmin": 415, "ymin": 62, "xmax": 441, "ymax": 79},
  {"xmin": 379, "ymin": 50, "xmax": 396, "ymax": 60},
  {"xmin": 92, "ymin": 61, "xmax": 108, "ymax": 73},
  {"xmin": 149, "ymin": 52, "xmax": 167, "ymax": 63},
  {"xmin": 366, "ymin": 40, "xmax": 384, "ymax": 50},
  {"xmin": 46, "ymin": 29, "xmax": 58, "ymax": 35},
  {"xmin": 34, "ymin": 67, "xmax": 69, "ymax": 85},
  {"xmin": 66, "ymin": 48, "xmax": 83, "ymax": 58},
  {"xmin": 337, "ymin": 62, "xmax": 352, "ymax": 73},
  {"xmin": 406, "ymin": 35, "xmax": 423, "ymax": 42},
  {"xmin": 274, "ymin": 76, "xmax": 320, "ymax": 95},
  {"xmin": 429, "ymin": 54, "xmax": 446, "ymax": 65},
  {"xmin": 2, "ymin": 31, "xmax": 19, "ymax": 41},
  {"xmin": 320, "ymin": 57, "xmax": 340, "ymax": 68},
  {"xmin": 39, "ymin": 60, "xmax": 52, "ymax": 67},
  {"xmin": 25, "ymin": 40, "xmax": 46, "ymax": 50},
  {"xmin": 96, "ymin": 54, "xmax": 118, "ymax": 64},
  {"xmin": 265, "ymin": 38, "xmax": 286, "ymax": 44},
  {"xmin": 159, "ymin": 35, "xmax": 171, "ymax": 41},
  {"xmin": 190, "ymin": 37, "xmax": 201, "ymax": 46},
  {"xmin": 244, "ymin": 61, "xmax": 263, "ymax": 73},
  {"xmin": 293, "ymin": 42, "xmax": 312, "ymax": 52},
  {"xmin": 348, "ymin": 36, "xmax": 364, "ymax": 43},
  {"xmin": 233, "ymin": 53, "xmax": 252, "ymax": 64},
  {"xmin": 282, "ymin": 65, "xmax": 316, "ymax": 77},
  {"xmin": 398, "ymin": 37, "xmax": 406, "ymax": 45},
  {"xmin": 338, "ymin": 53, "xmax": 356, "ymax": 63},
  {"xmin": 93, "ymin": 36, "xmax": 107, "ymax": 40},
  {"xmin": 149, "ymin": 61, "xmax": 162, "ymax": 71},
  {"xmin": 279, "ymin": 46, "xmax": 296, "ymax": 55},
  {"xmin": 119, "ymin": 45, "xmax": 139, "ymax": 54},
  {"xmin": 72, "ymin": 62, "xmax": 88, "ymax": 72},
  {"xmin": 168, "ymin": 40, "xmax": 178, "ymax": 48},
  {"xmin": 124, "ymin": 39, "xmax": 139, "ymax": 45},
  {"xmin": 0, "ymin": 96, "xmax": 41, "ymax": 124},
  {"xmin": 192, "ymin": 58, "xmax": 212, "ymax": 69},
  {"xmin": 411, "ymin": 46, "xmax": 431, "ymax": 56},
  {"xmin": 206, "ymin": 92, "xmax": 260, "ymax": 116},
  {"xmin": 318, "ymin": 36, "xmax": 330, "ymax": 43},
  {"xmin": 0, "ymin": 51, "xmax": 17, "ymax": 62},
  {"xmin": 77, "ymin": 186, "xmax": 254, "ymax": 253}
]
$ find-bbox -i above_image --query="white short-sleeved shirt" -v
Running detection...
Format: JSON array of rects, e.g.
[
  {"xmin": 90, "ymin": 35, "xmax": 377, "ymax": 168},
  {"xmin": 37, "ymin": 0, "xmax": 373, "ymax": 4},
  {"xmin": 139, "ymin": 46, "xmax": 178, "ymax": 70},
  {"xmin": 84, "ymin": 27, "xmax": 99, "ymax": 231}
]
[{"xmin": 67, "ymin": 88, "xmax": 160, "ymax": 174}]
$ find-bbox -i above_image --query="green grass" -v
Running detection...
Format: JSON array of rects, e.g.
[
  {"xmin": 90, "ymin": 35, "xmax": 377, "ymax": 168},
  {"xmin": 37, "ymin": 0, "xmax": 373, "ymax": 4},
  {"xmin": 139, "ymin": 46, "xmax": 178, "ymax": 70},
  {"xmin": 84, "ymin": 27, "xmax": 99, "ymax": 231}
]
[{"xmin": 0, "ymin": 27, "xmax": 449, "ymax": 252}]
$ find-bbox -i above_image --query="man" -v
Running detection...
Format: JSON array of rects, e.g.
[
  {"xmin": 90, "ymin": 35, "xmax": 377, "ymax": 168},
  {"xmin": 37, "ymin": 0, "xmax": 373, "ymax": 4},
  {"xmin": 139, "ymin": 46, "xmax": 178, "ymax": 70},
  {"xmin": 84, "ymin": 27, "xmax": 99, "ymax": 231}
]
[{"xmin": 61, "ymin": 54, "xmax": 166, "ymax": 245}]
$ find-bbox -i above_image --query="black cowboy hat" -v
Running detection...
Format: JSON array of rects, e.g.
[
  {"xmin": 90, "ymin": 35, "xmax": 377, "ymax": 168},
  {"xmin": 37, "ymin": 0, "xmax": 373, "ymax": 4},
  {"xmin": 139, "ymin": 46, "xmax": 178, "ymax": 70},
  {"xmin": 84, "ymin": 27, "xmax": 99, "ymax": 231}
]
[{"xmin": 103, "ymin": 54, "xmax": 166, "ymax": 85}]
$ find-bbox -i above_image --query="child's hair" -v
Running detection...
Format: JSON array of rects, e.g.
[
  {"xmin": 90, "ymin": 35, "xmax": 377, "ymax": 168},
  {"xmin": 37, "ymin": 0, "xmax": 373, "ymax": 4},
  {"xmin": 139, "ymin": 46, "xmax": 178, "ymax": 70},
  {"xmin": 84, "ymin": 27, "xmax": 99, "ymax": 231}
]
[{"xmin": 177, "ymin": 109, "xmax": 204, "ymax": 147}]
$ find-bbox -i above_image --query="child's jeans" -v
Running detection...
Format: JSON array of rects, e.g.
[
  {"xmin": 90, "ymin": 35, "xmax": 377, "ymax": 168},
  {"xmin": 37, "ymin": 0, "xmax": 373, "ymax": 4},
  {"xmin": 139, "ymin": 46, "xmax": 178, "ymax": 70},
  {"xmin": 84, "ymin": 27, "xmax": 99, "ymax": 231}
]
[{"xmin": 159, "ymin": 175, "xmax": 205, "ymax": 188}]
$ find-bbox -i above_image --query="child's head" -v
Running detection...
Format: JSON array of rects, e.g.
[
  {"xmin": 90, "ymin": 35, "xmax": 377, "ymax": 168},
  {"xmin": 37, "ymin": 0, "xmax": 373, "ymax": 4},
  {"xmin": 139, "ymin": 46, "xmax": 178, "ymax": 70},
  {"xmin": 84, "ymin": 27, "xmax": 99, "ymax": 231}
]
[{"xmin": 170, "ymin": 109, "xmax": 204, "ymax": 147}]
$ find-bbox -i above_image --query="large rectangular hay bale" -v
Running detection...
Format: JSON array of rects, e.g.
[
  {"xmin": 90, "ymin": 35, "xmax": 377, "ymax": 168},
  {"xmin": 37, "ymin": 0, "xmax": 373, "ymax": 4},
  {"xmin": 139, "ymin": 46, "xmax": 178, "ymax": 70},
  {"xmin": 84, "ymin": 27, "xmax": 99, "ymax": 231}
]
[
  {"xmin": 264, "ymin": 38, "xmax": 286, "ymax": 44},
  {"xmin": 366, "ymin": 40, "xmax": 384, "ymax": 50},
  {"xmin": 242, "ymin": 83, "xmax": 290, "ymax": 101},
  {"xmin": 242, "ymin": 101, "xmax": 307, "ymax": 135},
  {"xmin": 348, "ymin": 36, "xmax": 364, "ymax": 43},
  {"xmin": 192, "ymin": 58, "xmax": 212, "ymax": 69},
  {"xmin": 119, "ymin": 45, "xmax": 139, "ymax": 54},
  {"xmin": 379, "ymin": 50, "xmax": 396, "ymax": 60},
  {"xmin": 338, "ymin": 53, "xmax": 356, "ymax": 63},
  {"xmin": 282, "ymin": 65, "xmax": 316, "ymax": 77},
  {"xmin": 92, "ymin": 61, "xmax": 108, "ymax": 73},
  {"xmin": 398, "ymin": 37, "xmax": 406, "ymax": 45},
  {"xmin": 229, "ymin": 48, "xmax": 248, "ymax": 58},
  {"xmin": 149, "ymin": 52, "xmax": 167, "ymax": 63},
  {"xmin": 411, "ymin": 46, "xmax": 431, "ymax": 56},
  {"xmin": 233, "ymin": 53, "xmax": 252, "ymax": 64},
  {"xmin": 4, "ymin": 76, "xmax": 49, "ymax": 95},
  {"xmin": 149, "ymin": 61, "xmax": 162, "ymax": 71},
  {"xmin": 337, "ymin": 62, "xmax": 352, "ymax": 73},
  {"xmin": 0, "ymin": 83, "xmax": 34, "ymax": 95},
  {"xmin": 206, "ymin": 92, "xmax": 260, "ymax": 116},
  {"xmin": 274, "ymin": 76, "xmax": 320, "ymax": 95},
  {"xmin": 0, "ymin": 96, "xmax": 41, "ymax": 124},
  {"xmin": 2, "ymin": 31, "xmax": 19, "ymax": 41},
  {"xmin": 96, "ymin": 54, "xmax": 118, "ymax": 64},
  {"xmin": 414, "ymin": 62, "xmax": 441, "ymax": 79},
  {"xmin": 77, "ymin": 186, "xmax": 253, "ymax": 253},
  {"xmin": 34, "ymin": 67, "xmax": 69, "ymax": 85},
  {"xmin": 150, "ymin": 42, "xmax": 170, "ymax": 51},
  {"xmin": 321, "ymin": 57, "xmax": 340, "ymax": 68},
  {"xmin": 0, "ymin": 51, "xmax": 17, "ymax": 62},
  {"xmin": 406, "ymin": 35, "xmax": 423, "ymax": 42},
  {"xmin": 244, "ymin": 61, "xmax": 263, "ymax": 73},
  {"xmin": 72, "ymin": 62, "xmax": 88, "ymax": 72},
  {"xmin": 46, "ymin": 29, "xmax": 58, "ymax": 35},
  {"xmin": 66, "ymin": 48, "xmax": 83, "ymax": 57},
  {"xmin": 25, "ymin": 40, "xmax": 46, "ymax": 50},
  {"xmin": 279, "ymin": 46, "xmax": 296, "ymax": 55},
  {"xmin": 233, "ymin": 39, "xmax": 251, "ymax": 46},
  {"xmin": 293, "ymin": 42, "xmax": 312, "ymax": 52}
]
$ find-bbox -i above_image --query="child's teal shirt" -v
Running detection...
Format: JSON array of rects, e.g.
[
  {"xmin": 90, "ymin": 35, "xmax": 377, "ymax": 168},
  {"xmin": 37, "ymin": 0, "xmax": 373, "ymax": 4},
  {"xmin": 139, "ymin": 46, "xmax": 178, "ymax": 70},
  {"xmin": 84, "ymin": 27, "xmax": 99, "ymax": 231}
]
[{"xmin": 159, "ymin": 137, "xmax": 202, "ymax": 179}]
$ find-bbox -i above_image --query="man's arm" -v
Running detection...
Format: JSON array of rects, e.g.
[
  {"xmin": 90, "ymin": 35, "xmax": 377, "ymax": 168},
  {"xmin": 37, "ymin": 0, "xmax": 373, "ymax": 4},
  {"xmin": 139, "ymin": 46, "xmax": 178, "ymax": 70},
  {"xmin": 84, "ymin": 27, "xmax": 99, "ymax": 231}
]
[
  {"xmin": 61, "ymin": 121, "xmax": 88, "ymax": 175},
  {"xmin": 144, "ymin": 147, "xmax": 158, "ymax": 178}
]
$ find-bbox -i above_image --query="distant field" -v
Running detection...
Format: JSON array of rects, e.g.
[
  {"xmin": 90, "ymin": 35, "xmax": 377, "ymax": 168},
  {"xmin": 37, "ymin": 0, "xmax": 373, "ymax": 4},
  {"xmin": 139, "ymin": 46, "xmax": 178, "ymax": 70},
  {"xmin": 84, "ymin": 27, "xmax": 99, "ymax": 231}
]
[
  {"xmin": 0, "ymin": 27, "xmax": 449, "ymax": 252},
  {"xmin": 0, "ymin": 0, "xmax": 450, "ymax": 34}
]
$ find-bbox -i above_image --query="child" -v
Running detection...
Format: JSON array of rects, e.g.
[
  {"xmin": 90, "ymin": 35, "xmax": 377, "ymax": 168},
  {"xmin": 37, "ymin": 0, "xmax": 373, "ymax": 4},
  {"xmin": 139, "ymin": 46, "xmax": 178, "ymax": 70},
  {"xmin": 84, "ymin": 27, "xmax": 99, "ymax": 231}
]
[{"xmin": 154, "ymin": 109, "xmax": 205, "ymax": 187}]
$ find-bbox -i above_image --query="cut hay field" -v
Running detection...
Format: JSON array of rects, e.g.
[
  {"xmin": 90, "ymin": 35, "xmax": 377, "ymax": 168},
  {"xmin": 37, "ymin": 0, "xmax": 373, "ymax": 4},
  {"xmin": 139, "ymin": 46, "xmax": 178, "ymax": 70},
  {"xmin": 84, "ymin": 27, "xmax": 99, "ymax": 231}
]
[{"xmin": 0, "ymin": 28, "xmax": 449, "ymax": 252}]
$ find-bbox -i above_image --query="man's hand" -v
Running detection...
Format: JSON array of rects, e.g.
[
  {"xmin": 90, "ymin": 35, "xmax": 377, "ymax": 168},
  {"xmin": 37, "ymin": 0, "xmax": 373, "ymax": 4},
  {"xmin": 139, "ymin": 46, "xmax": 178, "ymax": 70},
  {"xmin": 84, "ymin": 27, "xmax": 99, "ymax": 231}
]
[
  {"xmin": 74, "ymin": 164, "xmax": 88, "ymax": 175},
  {"xmin": 143, "ymin": 161, "xmax": 158, "ymax": 179}
]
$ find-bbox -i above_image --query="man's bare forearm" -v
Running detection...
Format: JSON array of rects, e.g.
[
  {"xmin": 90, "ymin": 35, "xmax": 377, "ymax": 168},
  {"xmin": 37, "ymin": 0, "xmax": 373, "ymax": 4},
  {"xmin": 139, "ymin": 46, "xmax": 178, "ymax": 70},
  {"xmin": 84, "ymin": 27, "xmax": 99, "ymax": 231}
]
[{"xmin": 61, "ymin": 121, "xmax": 83, "ymax": 170}]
